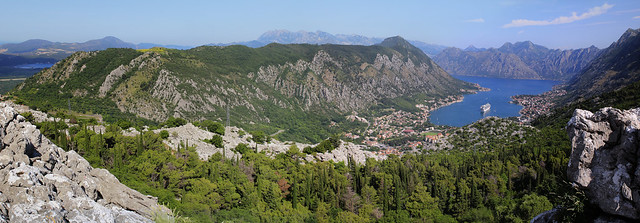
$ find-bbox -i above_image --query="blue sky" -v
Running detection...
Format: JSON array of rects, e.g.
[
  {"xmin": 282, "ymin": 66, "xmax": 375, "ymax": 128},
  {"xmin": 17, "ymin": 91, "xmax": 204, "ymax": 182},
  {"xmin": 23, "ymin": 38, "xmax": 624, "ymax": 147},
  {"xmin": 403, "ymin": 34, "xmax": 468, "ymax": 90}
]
[{"xmin": 1, "ymin": 0, "xmax": 639, "ymax": 49}]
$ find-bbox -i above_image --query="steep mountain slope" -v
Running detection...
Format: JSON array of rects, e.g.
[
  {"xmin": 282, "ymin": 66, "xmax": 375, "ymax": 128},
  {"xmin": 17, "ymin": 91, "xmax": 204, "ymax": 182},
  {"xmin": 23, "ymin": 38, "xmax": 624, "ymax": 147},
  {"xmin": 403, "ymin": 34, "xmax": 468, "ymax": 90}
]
[
  {"xmin": 11, "ymin": 37, "xmax": 477, "ymax": 142},
  {"xmin": 564, "ymin": 28, "xmax": 640, "ymax": 101},
  {"xmin": 210, "ymin": 30, "xmax": 449, "ymax": 56},
  {"xmin": 433, "ymin": 41, "xmax": 601, "ymax": 80}
]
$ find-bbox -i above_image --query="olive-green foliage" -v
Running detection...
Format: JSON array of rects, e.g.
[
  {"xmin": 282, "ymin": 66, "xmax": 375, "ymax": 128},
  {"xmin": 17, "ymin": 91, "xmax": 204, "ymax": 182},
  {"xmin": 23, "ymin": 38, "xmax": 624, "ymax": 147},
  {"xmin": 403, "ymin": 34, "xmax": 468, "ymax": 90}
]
[
  {"xmin": 249, "ymin": 131, "xmax": 269, "ymax": 144},
  {"xmin": 517, "ymin": 194, "xmax": 553, "ymax": 220},
  {"xmin": 34, "ymin": 117, "xmax": 574, "ymax": 223},
  {"xmin": 10, "ymin": 49, "xmax": 148, "ymax": 124},
  {"xmin": 199, "ymin": 120, "xmax": 225, "ymax": 135},
  {"xmin": 535, "ymin": 79, "xmax": 640, "ymax": 129},
  {"xmin": 159, "ymin": 130, "xmax": 169, "ymax": 139},
  {"xmin": 303, "ymin": 136, "xmax": 341, "ymax": 154},
  {"xmin": 0, "ymin": 80, "xmax": 24, "ymax": 94},
  {"xmin": 22, "ymin": 62, "xmax": 637, "ymax": 222},
  {"xmin": 20, "ymin": 112, "xmax": 34, "ymax": 123},
  {"xmin": 203, "ymin": 135, "xmax": 223, "ymax": 148},
  {"xmin": 11, "ymin": 45, "xmax": 473, "ymax": 144},
  {"xmin": 162, "ymin": 117, "xmax": 187, "ymax": 128},
  {"xmin": 233, "ymin": 143, "xmax": 250, "ymax": 155}
]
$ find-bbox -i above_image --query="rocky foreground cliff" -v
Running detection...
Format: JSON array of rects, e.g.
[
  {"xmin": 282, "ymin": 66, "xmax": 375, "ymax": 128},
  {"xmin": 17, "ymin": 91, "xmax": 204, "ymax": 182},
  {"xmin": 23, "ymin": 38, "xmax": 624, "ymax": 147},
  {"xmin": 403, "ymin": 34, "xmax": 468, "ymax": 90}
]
[
  {"xmin": 0, "ymin": 102, "xmax": 170, "ymax": 222},
  {"xmin": 566, "ymin": 107, "xmax": 640, "ymax": 221}
]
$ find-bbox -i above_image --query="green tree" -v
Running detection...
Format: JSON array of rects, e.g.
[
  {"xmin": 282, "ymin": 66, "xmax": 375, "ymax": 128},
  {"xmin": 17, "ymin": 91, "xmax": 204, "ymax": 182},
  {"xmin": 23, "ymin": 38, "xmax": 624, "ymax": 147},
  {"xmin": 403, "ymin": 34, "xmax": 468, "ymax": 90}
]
[
  {"xmin": 159, "ymin": 130, "xmax": 169, "ymax": 139},
  {"xmin": 204, "ymin": 135, "xmax": 223, "ymax": 148},
  {"xmin": 200, "ymin": 120, "xmax": 225, "ymax": 135},
  {"xmin": 250, "ymin": 131, "xmax": 268, "ymax": 144},
  {"xmin": 517, "ymin": 193, "xmax": 553, "ymax": 220},
  {"xmin": 405, "ymin": 184, "xmax": 443, "ymax": 221},
  {"xmin": 162, "ymin": 117, "xmax": 187, "ymax": 128}
]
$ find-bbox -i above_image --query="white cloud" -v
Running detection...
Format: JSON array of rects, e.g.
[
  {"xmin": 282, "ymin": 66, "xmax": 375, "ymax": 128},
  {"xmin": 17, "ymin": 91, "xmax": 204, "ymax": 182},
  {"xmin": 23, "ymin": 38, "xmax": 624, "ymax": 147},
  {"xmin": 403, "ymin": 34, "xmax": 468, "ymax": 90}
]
[
  {"xmin": 634, "ymin": 16, "xmax": 640, "ymax": 19},
  {"xmin": 518, "ymin": 30, "xmax": 525, "ymax": 34},
  {"xmin": 503, "ymin": 3, "xmax": 614, "ymax": 28},
  {"xmin": 465, "ymin": 18, "xmax": 485, "ymax": 23}
]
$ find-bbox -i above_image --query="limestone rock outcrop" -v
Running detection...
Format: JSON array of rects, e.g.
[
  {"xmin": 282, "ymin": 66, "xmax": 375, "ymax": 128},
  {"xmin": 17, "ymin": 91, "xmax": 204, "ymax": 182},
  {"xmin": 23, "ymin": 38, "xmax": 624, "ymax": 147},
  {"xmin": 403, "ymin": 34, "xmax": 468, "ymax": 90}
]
[
  {"xmin": 567, "ymin": 107, "xmax": 640, "ymax": 220},
  {"xmin": 155, "ymin": 124, "xmax": 384, "ymax": 164},
  {"xmin": 0, "ymin": 102, "xmax": 170, "ymax": 222}
]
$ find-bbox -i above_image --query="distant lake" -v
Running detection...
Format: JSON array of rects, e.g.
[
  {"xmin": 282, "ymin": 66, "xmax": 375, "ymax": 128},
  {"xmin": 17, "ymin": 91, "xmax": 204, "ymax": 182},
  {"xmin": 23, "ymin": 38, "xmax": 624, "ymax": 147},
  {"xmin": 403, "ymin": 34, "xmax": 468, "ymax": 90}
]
[
  {"xmin": 14, "ymin": 63, "xmax": 55, "ymax": 69},
  {"xmin": 429, "ymin": 75, "xmax": 559, "ymax": 127}
]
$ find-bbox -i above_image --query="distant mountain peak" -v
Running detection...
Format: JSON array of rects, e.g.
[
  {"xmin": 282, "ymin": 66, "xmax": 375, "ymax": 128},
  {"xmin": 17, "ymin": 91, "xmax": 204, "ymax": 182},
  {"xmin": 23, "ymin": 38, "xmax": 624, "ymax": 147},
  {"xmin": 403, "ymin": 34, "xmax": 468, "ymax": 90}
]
[
  {"xmin": 625, "ymin": 28, "xmax": 639, "ymax": 35},
  {"xmin": 101, "ymin": 36, "xmax": 121, "ymax": 41},
  {"xmin": 379, "ymin": 36, "xmax": 409, "ymax": 46},
  {"xmin": 564, "ymin": 27, "xmax": 640, "ymax": 101},
  {"xmin": 22, "ymin": 39, "xmax": 53, "ymax": 44},
  {"xmin": 434, "ymin": 40, "xmax": 602, "ymax": 80},
  {"xmin": 212, "ymin": 30, "xmax": 449, "ymax": 56},
  {"xmin": 378, "ymin": 36, "xmax": 420, "ymax": 53},
  {"xmin": 0, "ymin": 36, "xmax": 135, "ymax": 58},
  {"xmin": 516, "ymin": 41, "xmax": 537, "ymax": 47},
  {"xmin": 464, "ymin": 45, "xmax": 485, "ymax": 52},
  {"xmin": 501, "ymin": 42, "xmax": 513, "ymax": 47},
  {"xmin": 378, "ymin": 36, "xmax": 432, "ymax": 63},
  {"xmin": 615, "ymin": 28, "xmax": 640, "ymax": 46}
]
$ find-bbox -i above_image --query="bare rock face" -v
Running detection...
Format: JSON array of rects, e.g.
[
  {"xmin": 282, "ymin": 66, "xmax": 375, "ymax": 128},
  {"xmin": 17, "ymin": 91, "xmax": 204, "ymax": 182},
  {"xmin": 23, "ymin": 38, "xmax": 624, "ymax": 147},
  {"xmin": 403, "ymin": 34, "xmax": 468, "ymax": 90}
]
[
  {"xmin": 566, "ymin": 107, "xmax": 640, "ymax": 220},
  {"xmin": 0, "ymin": 102, "xmax": 170, "ymax": 222},
  {"xmin": 312, "ymin": 142, "xmax": 384, "ymax": 164},
  {"xmin": 154, "ymin": 124, "xmax": 384, "ymax": 165}
]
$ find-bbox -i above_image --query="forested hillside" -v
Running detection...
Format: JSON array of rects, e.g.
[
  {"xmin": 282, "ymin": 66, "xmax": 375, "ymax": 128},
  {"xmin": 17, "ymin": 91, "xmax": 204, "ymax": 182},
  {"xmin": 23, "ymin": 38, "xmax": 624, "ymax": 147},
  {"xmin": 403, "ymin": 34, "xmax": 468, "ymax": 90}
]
[
  {"xmin": 11, "ymin": 37, "xmax": 477, "ymax": 143},
  {"xmin": 33, "ymin": 113, "xmax": 572, "ymax": 222},
  {"xmin": 25, "ymin": 65, "xmax": 640, "ymax": 222}
]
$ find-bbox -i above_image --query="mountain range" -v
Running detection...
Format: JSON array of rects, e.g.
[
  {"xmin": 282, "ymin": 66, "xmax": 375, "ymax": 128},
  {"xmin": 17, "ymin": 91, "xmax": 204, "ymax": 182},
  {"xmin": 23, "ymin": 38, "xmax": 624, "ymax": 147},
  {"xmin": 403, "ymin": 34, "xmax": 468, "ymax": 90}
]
[
  {"xmin": 433, "ymin": 41, "xmax": 602, "ymax": 80},
  {"xmin": 563, "ymin": 28, "xmax": 640, "ymax": 102},
  {"xmin": 0, "ymin": 30, "xmax": 449, "ymax": 62},
  {"xmin": 209, "ymin": 30, "xmax": 449, "ymax": 56},
  {"xmin": 0, "ymin": 37, "xmax": 192, "ymax": 60},
  {"xmin": 11, "ymin": 36, "xmax": 477, "ymax": 143}
]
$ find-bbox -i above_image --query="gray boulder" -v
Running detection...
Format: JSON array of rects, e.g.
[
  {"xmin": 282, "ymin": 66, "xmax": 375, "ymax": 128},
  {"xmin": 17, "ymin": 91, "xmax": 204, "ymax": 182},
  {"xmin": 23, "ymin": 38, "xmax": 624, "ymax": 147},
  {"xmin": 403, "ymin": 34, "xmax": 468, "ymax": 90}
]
[
  {"xmin": 566, "ymin": 107, "xmax": 640, "ymax": 220},
  {"xmin": 0, "ymin": 102, "xmax": 171, "ymax": 222}
]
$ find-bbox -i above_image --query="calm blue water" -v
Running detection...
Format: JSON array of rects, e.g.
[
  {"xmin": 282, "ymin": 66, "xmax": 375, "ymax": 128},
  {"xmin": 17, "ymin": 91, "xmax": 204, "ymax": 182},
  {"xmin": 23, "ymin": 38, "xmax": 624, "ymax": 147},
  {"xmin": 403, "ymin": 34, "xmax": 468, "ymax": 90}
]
[
  {"xmin": 14, "ymin": 63, "xmax": 55, "ymax": 69},
  {"xmin": 429, "ymin": 75, "xmax": 559, "ymax": 127}
]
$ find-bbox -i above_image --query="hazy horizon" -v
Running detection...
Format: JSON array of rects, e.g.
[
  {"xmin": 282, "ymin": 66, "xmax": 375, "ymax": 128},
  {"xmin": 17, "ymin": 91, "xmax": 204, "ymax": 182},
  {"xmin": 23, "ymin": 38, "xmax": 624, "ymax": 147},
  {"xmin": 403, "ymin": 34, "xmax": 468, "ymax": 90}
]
[{"xmin": 2, "ymin": 0, "xmax": 640, "ymax": 49}]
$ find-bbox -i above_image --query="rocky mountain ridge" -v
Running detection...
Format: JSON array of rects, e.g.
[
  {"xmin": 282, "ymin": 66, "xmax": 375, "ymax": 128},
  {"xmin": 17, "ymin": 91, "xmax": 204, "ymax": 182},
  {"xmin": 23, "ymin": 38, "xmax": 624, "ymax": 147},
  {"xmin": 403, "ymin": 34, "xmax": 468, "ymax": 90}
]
[
  {"xmin": 0, "ymin": 102, "xmax": 170, "ymax": 222},
  {"xmin": 433, "ymin": 41, "xmax": 601, "ymax": 80},
  {"xmin": 210, "ymin": 29, "xmax": 449, "ymax": 56},
  {"xmin": 151, "ymin": 123, "xmax": 384, "ymax": 164},
  {"xmin": 563, "ymin": 28, "xmax": 640, "ymax": 102},
  {"xmin": 12, "ymin": 37, "xmax": 476, "ymax": 143}
]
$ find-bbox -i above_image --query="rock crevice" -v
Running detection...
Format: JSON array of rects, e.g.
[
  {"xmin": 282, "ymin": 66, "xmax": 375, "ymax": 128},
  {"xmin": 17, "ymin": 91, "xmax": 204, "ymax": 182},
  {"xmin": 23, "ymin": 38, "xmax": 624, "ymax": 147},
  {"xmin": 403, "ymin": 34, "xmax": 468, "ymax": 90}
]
[
  {"xmin": 567, "ymin": 107, "xmax": 640, "ymax": 220},
  {"xmin": 0, "ymin": 102, "xmax": 169, "ymax": 222}
]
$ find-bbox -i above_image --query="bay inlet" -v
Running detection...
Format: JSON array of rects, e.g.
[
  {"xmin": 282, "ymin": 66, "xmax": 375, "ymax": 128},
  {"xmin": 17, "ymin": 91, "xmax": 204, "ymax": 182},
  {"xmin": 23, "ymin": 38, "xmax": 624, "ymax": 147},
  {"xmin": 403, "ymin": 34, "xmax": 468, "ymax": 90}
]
[{"xmin": 429, "ymin": 75, "xmax": 559, "ymax": 127}]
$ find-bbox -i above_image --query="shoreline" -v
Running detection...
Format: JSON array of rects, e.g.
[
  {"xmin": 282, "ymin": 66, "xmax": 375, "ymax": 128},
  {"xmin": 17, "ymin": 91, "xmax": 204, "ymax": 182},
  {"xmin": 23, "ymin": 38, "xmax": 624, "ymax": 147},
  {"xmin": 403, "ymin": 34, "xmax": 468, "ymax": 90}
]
[{"xmin": 511, "ymin": 89, "xmax": 567, "ymax": 123}]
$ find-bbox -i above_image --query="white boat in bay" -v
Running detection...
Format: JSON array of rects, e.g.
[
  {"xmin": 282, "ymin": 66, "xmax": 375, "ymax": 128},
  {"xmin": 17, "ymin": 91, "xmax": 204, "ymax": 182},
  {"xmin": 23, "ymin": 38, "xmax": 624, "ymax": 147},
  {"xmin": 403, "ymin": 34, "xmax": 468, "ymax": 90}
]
[{"xmin": 481, "ymin": 103, "xmax": 491, "ymax": 113}]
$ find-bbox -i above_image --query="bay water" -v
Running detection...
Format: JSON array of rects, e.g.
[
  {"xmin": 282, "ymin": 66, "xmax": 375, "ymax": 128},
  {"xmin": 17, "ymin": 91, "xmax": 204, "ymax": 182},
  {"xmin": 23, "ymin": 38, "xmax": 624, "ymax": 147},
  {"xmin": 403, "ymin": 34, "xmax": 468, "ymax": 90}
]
[{"xmin": 429, "ymin": 75, "xmax": 559, "ymax": 127}]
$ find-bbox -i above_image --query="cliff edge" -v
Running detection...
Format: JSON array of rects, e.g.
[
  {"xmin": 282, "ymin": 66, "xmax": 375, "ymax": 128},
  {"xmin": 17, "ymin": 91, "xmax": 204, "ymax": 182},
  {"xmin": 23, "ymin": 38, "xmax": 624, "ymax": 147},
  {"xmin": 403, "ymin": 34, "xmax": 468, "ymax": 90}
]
[
  {"xmin": 567, "ymin": 107, "xmax": 640, "ymax": 220},
  {"xmin": 0, "ymin": 102, "xmax": 170, "ymax": 222}
]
